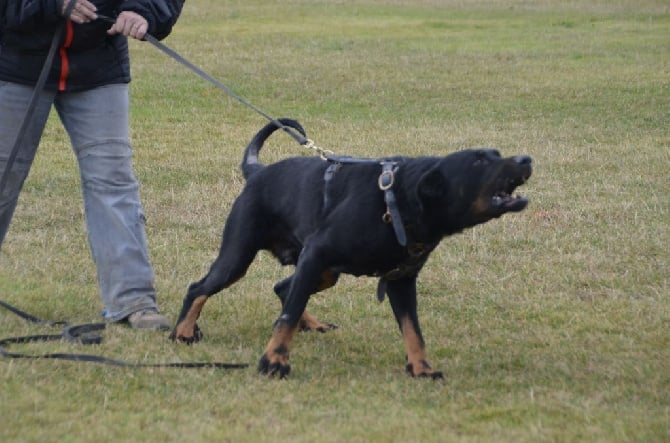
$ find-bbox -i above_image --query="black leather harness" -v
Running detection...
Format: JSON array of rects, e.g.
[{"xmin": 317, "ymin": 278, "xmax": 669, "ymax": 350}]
[
  {"xmin": 322, "ymin": 156, "xmax": 438, "ymax": 302},
  {"xmin": 323, "ymin": 155, "xmax": 407, "ymax": 247}
]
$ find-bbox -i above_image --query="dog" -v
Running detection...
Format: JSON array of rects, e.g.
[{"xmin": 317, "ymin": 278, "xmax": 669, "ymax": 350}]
[{"xmin": 170, "ymin": 118, "xmax": 532, "ymax": 379}]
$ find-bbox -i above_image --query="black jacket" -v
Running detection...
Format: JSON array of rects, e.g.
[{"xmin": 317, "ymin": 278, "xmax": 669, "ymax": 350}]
[{"xmin": 0, "ymin": 0, "xmax": 185, "ymax": 91}]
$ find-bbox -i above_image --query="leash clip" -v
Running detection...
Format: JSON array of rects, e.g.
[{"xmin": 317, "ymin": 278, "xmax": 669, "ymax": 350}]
[{"xmin": 303, "ymin": 138, "xmax": 334, "ymax": 161}]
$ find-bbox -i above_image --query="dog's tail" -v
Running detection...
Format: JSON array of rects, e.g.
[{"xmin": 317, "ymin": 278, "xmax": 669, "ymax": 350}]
[{"xmin": 241, "ymin": 118, "xmax": 307, "ymax": 180}]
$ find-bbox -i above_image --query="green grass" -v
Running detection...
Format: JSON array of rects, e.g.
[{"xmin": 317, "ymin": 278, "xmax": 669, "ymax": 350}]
[{"xmin": 1, "ymin": 0, "xmax": 668, "ymax": 441}]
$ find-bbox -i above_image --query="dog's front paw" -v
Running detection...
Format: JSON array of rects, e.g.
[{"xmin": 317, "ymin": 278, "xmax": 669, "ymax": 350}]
[
  {"xmin": 258, "ymin": 352, "xmax": 291, "ymax": 378},
  {"xmin": 406, "ymin": 360, "xmax": 444, "ymax": 380},
  {"xmin": 169, "ymin": 322, "xmax": 203, "ymax": 344}
]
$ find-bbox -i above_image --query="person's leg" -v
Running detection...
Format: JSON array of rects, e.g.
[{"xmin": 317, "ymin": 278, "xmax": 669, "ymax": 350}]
[
  {"xmin": 54, "ymin": 84, "xmax": 168, "ymax": 327},
  {"xmin": 0, "ymin": 81, "xmax": 54, "ymax": 248}
]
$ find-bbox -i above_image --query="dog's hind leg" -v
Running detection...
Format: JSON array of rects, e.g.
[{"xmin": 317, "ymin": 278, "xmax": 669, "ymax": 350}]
[
  {"xmin": 273, "ymin": 270, "xmax": 340, "ymax": 332},
  {"xmin": 170, "ymin": 249, "xmax": 257, "ymax": 343},
  {"xmin": 386, "ymin": 277, "xmax": 443, "ymax": 380},
  {"xmin": 170, "ymin": 204, "xmax": 262, "ymax": 343}
]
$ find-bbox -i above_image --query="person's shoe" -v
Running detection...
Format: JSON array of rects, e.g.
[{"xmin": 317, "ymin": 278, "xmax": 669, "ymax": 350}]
[{"xmin": 127, "ymin": 310, "xmax": 171, "ymax": 330}]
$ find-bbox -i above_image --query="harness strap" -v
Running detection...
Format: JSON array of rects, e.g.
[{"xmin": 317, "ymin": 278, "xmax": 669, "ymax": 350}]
[
  {"xmin": 322, "ymin": 158, "xmax": 407, "ymax": 247},
  {"xmin": 322, "ymin": 159, "xmax": 431, "ymax": 304},
  {"xmin": 322, "ymin": 162, "xmax": 340, "ymax": 212},
  {"xmin": 378, "ymin": 161, "xmax": 407, "ymax": 247},
  {"xmin": 376, "ymin": 241, "xmax": 436, "ymax": 302}
]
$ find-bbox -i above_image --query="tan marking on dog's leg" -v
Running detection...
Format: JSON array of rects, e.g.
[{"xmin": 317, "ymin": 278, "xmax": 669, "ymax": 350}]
[
  {"xmin": 297, "ymin": 271, "xmax": 339, "ymax": 332},
  {"xmin": 174, "ymin": 295, "xmax": 207, "ymax": 340},
  {"xmin": 262, "ymin": 321, "xmax": 298, "ymax": 371},
  {"xmin": 400, "ymin": 316, "xmax": 440, "ymax": 378},
  {"xmin": 317, "ymin": 270, "xmax": 338, "ymax": 291},
  {"xmin": 299, "ymin": 311, "xmax": 337, "ymax": 332}
]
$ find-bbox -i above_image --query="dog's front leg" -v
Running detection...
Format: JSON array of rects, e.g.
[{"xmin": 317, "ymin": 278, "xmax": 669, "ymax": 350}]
[
  {"xmin": 259, "ymin": 246, "xmax": 325, "ymax": 378},
  {"xmin": 258, "ymin": 292, "xmax": 312, "ymax": 378},
  {"xmin": 386, "ymin": 277, "xmax": 443, "ymax": 380},
  {"xmin": 257, "ymin": 316, "xmax": 299, "ymax": 378}
]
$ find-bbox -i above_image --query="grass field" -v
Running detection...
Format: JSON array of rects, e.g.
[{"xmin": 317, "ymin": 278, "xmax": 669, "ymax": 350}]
[{"xmin": 1, "ymin": 0, "xmax": 668, "ymax": 441}]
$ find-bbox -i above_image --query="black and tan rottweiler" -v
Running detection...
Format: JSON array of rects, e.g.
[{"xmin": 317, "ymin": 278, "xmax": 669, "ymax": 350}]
[{"xmin": 170, "ymin": 119, "xmax": 532, "ymax": 379}]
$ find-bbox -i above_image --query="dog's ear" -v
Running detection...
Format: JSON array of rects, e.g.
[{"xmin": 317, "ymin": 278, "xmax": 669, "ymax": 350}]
[{"xmin": 417, "ymin": 166, "xmax": 448, "ymax": 202}]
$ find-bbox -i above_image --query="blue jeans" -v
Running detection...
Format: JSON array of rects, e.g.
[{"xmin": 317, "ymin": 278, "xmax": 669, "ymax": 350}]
[{"xmin": 0, "ymin": 81, "xmax": 160, "ymax": 321}]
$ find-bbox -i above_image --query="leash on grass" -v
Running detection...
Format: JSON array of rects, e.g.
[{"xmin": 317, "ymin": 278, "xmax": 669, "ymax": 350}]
[
  {"xmin": 0, "ymin": 11, "xmax": 248, "ymax": 370},
  {"xmin": 0, "ymin": 300, "xmax": 249, "ymax": 369}
]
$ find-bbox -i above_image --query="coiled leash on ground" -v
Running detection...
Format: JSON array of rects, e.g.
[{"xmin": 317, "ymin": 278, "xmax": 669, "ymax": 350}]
[
  {"xmin": 0, "ymin": 11, "xmax": 249, "ymax": 369},
  {"xmin": 0, "ymin": 300, "xmax": 248, "ymax": 369}
]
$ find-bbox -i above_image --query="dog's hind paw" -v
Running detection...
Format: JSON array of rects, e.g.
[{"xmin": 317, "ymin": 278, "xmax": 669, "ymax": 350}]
[
  {"xmin": 298, "ymin": 311, "xmax": 338, "ymax": 333},
  {"xmin": 420, "ymin": 371, "xmax": 444, "ymax": 381},
  {"xmin": 406, "ymin": 361, "xmax": 444, "ymax": 380},
  {"xmin": 299, "ymin": 320, "xmax": 338, "ymax": 333},
  {"xmin": 169, "ymin": 323, "xmax": 203, "ymax": 344}
]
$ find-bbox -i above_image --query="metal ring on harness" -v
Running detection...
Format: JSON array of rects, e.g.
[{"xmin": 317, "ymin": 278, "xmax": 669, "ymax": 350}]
[{"xmin": 378, "ymin": 169, "xmax": 395, "ymax": 191}]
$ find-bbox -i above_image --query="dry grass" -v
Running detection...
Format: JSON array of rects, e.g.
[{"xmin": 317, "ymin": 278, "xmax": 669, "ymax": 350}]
[{"xmin": 1, "ymin": 1, "xmax": 668, "ymax": 442}]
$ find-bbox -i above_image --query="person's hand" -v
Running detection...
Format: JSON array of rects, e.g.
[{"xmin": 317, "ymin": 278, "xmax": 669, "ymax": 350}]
[
  {"xmin": 106, "ymin": 11, "xmax": 149, "ymax": 40},
  {"xmin": 61, "ymin": 0, "xmax": 98, "ymax": 24}
]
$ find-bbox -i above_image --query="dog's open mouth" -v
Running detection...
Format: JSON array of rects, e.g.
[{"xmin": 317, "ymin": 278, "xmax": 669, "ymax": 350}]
[{"xmin": 491, "ymin": 176, "xmax": 529, "ymax": 212}]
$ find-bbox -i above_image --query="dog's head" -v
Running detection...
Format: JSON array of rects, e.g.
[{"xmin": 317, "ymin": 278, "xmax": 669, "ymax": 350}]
[{"xmin": 417, "ymin": 148, "xmax": 532, "ymax": 233}]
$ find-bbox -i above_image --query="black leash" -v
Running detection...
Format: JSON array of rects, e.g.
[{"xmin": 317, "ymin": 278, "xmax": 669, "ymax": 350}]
[
  {"xmin": 0, "ymin": 11, "xmax": 311, "ymax": 197},
  {"xmin": 97, "ymin": 14, "xmax": 409, "ymax": 247},
  {"xmin": 96, "ymin": 14, "xmax": 310, "ymax": 148},
  {"xmin": 0, "ymin": 300, "xmax": 249, "ymax": 369}
]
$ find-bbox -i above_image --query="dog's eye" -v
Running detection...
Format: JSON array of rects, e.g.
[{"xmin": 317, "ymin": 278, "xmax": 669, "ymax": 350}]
[
  {"xmin": 473, "ymin": 153, "xmax": 489, "ymax": 167},
  {"xmin": 473, "ymin": 149, "xmax": 501, "ymax": 166}
]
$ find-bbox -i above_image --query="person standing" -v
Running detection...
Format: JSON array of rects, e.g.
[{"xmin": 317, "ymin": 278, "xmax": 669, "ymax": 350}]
[{"xmin": 0, "ymin": 0, "xmax": 185, "ymax": 328}]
